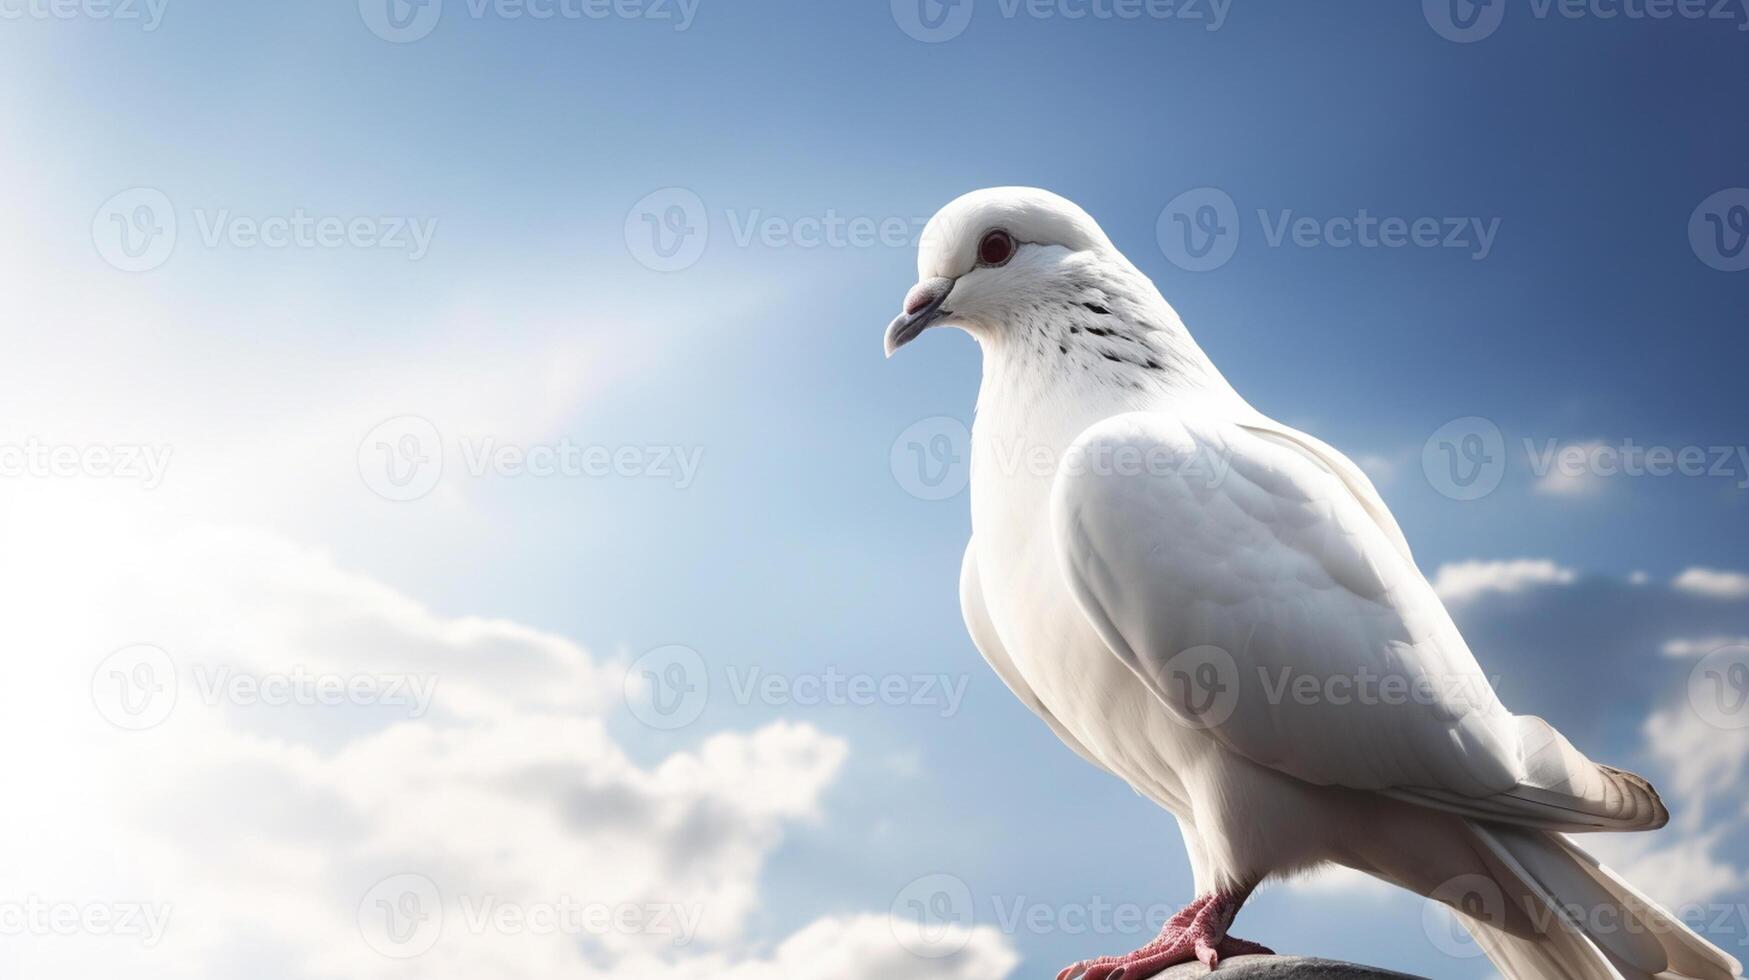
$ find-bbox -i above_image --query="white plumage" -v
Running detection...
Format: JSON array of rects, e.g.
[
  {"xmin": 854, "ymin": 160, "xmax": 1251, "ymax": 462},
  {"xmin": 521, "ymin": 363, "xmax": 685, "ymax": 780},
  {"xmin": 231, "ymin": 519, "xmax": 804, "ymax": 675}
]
[{"xmin": 886, "ymin": 187, "xmax": 1742, "ymax": 980}]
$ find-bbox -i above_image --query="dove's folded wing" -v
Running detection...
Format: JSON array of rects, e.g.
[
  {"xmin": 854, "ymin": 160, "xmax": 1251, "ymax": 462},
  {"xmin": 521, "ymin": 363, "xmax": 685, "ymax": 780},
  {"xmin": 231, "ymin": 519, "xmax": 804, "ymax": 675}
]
[{"xmin": 1050, "ymin": 412, "xmax": 1664, "ymax": 831}]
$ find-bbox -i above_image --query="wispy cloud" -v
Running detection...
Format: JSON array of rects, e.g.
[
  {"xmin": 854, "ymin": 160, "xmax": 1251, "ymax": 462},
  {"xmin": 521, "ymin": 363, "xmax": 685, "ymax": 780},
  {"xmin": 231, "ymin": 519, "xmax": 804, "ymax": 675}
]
[
  {"xmin": 1431, "ymin": 558, "xmax": 1578, "ymax": 604},
  {"xmin": 1674, "ymin": 568, "xmax": 1749, "ymax": 601}
]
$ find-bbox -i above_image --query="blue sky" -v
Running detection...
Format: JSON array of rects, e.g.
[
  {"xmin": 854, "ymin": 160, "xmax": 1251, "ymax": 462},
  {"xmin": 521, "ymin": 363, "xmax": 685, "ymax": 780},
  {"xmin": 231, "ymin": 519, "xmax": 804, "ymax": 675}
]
[{"xmin": 2, "ymin": 1, "xmax": 1748, "ymax": 977}]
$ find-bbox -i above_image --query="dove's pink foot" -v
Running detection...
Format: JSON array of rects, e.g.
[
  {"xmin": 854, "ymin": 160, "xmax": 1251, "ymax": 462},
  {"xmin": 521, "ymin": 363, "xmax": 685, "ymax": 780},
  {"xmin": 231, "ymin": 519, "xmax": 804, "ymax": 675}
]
[{"xmin": 1055, "ymin": 890, "xmax": 1272, "ymax": 980}]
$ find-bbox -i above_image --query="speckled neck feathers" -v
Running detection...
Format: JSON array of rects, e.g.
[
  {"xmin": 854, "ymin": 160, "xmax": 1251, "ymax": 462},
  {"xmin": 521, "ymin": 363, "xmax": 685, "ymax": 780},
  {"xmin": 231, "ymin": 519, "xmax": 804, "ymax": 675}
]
[{"xmin": 970, "ymin": 251, "xmax": 1247, "ymax": 430}]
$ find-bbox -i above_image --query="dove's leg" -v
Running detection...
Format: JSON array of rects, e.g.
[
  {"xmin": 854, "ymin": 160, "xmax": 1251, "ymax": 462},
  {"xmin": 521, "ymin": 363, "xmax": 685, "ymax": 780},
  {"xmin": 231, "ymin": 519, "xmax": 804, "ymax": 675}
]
[{"xmin": 1055, "ymin": 888, "xmax": 1272, "ymax": 980}]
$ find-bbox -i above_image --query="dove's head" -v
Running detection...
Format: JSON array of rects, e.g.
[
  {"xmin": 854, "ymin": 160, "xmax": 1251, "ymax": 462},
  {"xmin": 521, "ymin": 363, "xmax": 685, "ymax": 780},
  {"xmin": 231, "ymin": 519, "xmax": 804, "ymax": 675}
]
[{"xmin": 884, "ymin": 187, "xmax": 1132, "ymax": 356}]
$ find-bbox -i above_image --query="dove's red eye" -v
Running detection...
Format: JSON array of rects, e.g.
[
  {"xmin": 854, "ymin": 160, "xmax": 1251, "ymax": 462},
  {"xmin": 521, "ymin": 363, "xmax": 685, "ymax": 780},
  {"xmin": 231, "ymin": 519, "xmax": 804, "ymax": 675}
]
[{"xmin": 978, "ymin": 229, "xmax": 1015, "ymax": 267}]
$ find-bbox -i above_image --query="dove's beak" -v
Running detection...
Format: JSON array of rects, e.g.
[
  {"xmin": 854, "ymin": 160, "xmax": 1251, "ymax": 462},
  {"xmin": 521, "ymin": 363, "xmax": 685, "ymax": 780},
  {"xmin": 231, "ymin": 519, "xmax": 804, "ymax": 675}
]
[{"xmin": 884, "ymin": 276, "xmax": 955, "ymax": 357}]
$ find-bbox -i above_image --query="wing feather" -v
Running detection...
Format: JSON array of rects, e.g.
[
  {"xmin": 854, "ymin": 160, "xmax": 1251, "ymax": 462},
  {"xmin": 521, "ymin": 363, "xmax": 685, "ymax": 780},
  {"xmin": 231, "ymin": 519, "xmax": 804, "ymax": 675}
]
[{"xmin": 1050, "ymin": 411, "xmax": 1664, "ymax": 831}]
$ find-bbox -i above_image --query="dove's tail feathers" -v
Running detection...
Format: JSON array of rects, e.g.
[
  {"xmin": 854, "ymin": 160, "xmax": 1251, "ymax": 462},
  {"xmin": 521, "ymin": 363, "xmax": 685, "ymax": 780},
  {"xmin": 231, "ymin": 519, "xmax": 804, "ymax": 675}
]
[
  {"xmin": 1450, "ymin": 821, "xmax": 1742, "ymax": 980},
  {"xmin": 1389, "ymin": 716, "xmax": 1669, "ymax": 833}
]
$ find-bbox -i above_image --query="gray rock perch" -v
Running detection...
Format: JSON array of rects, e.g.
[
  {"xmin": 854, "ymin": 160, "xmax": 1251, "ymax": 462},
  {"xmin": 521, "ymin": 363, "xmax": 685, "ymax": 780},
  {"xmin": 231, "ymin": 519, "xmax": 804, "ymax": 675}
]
[{"xmin": 1152, "ymin": 955, "xmax": 1427, "ymax": 979}]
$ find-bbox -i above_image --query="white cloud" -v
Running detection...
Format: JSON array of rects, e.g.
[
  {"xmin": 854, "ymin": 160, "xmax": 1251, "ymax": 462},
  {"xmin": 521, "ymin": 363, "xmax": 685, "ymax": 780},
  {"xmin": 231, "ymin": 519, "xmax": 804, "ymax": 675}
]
[
  {"xmin": 1643, "ymin": 698, "xmax": 1749, "ymax": 827},
  {"xmin": 1587, "ymin": 830, "xmax": 1749, "ymax": 911},
  {"xmin": 1585, "ymin": 698, "xmax": 1749, "ymax": 913},
  {"xmin": 1673, "ymin": 568, "xmax": 1749, "ymax": 601},
  {"xmin": 1431, "ymin": 559, "xmax": 1578, "ymax": 604},
  {"xmin": 0, "ymin": 505, "xmax": 1017, "ymax": 979}
]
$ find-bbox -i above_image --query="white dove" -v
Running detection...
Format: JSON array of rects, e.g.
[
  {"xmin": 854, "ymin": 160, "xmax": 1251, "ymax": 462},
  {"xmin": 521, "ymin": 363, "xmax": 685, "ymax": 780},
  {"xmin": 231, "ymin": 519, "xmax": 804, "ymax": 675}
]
[{"xmin": 883, "ymin": 187, "xmax": 1744, "ymax": 980}]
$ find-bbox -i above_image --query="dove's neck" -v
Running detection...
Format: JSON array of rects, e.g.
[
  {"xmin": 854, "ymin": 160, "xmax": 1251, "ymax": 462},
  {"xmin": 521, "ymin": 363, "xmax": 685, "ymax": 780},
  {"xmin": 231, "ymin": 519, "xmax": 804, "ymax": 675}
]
[
  {"xmin": 971, "ymin": 291, "xmax": 1253, "ymax": 457},
  {"xmin": 964, "ymin": 288, "xmax": 1256, "ymax": 622},
  {"xmin": 967, "ymin": 296, "xmax": 1254, "ymax": 558}
]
